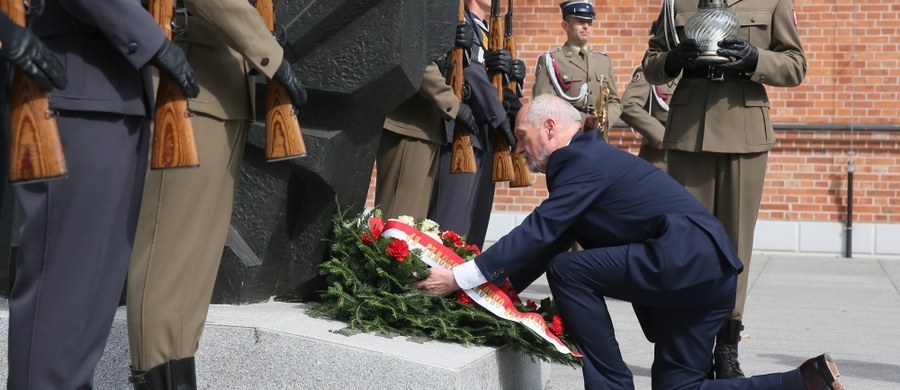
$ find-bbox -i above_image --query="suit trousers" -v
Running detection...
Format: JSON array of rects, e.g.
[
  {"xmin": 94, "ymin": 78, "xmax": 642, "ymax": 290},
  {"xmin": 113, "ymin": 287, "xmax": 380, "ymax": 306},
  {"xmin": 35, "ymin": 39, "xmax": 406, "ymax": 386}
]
[
  {"xmin": 126, "ymin": 113, "xmax": 247, "ymax": 370},
  {"xmin": 375, "ymin": 130, "xmax": 440, "ymax": 220},
  {"xmin": 666, "ymin": 150, "xmax": 768, "ymax": 321},
  {"xmin": 8, "ymin": 111, "xmax": 149, "ymax": 390},
  {"xmin": 546, "ymin": 246, "xmax": 803, "ymax": 390},
  {"xmin": 428, "ymin": 138, "xmax": 495, "ymax": 249}
]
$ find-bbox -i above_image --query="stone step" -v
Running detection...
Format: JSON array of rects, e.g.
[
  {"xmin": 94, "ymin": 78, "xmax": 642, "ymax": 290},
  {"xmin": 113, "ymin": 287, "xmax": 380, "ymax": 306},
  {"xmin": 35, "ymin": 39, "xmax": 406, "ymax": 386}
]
[{"xmin": 0, "ymin": 300, "xmax": 545, "ymax": 389}]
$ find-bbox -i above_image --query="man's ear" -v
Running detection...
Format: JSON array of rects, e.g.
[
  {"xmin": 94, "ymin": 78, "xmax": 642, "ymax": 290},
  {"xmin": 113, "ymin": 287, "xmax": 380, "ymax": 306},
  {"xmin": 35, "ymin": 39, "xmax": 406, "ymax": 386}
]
[
  {"xmin": 544, "ymin": 118, "xmax": 556, "ymax": 138},
  {"xmin": 561, "ymin": 20, "xmax": 568, "ymax": 32}
]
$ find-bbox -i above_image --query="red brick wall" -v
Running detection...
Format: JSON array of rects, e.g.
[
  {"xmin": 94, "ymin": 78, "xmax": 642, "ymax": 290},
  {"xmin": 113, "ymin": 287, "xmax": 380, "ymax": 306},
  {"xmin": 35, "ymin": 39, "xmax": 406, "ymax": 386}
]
[{"xmin": 367, "ymin": 0, "xmax": 900, "ymax": 224}]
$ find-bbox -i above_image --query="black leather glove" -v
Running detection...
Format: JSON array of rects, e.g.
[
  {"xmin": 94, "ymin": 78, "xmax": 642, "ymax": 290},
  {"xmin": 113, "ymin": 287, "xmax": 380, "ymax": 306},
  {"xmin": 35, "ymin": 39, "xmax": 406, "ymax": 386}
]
[
  {"xmin": 455, "ymin": 103, "xmax": 479, "ymax": 135},
  {"xmin": 273, "ymin": 58, "xmax": 308, "ymax": 108},
  {"xmin": 0, "ymin": 15, "xmax": 67, "ymax": 91},
  {"xmin": 455, "ymin": 21, "xmax": 474, "ymax": 50},
  {"xmin": 510, "ymin": 59, "xmax": 526, "ymax": 83},
  {"xmin": 664, "ymin": 39, "xmax": 701, "ymax": 76},
  {"xmin": 151, "ymin": 40, "xmax": 199, "ymax": 98},
  {"xmin": 484, "ymin": 49, "xmax": 512, "ymax": 76},
  {"xmin": 496, "ymin": 119, "xmax": 515, "ymax": 149},
  {"xmin": 717, "ymin": 37, "xmax": 759, "ymax": 72}
]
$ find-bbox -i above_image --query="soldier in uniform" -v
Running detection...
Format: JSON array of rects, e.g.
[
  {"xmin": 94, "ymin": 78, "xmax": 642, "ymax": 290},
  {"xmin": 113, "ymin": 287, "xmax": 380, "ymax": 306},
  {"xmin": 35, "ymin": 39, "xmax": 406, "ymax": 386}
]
[
  {"xmin": 125, "ymin": 0, "xmax": 306, "ymax": 387},
  {"xmin": 428, "ymin": 0, "xmax": 519, "ymax": 249},
  {"xmin": 533, "ymin": 1, "xmax": 622, "ymax": 136},
  {"xmin": 620, "ymin": 23, "xmax": 678, "ymax": 171},
  {"xmin": 6, "ymin": 0, "xmax": 199, "ymax": 388},
  {"xmin": 642, "ymin": 0, "xmax": 807, "ymax": 378},
  {"xmin": 375, "ymin": 59, "xmax": 477, "ymax": 220}
]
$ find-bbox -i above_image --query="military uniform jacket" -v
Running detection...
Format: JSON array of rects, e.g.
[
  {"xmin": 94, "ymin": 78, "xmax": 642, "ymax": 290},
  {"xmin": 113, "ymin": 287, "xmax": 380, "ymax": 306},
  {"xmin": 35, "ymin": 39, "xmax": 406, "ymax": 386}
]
[
  {"xmin": 643, "ymin": 0, "xmax": 807, "ymax": 153},
  {"xmin": 473, "ymin": 130, "xmax": 743, "ymax": 292},
  {"xmin": 178, "ymin": 0, "xmax": 284, "ymax": 120},
  {"xmin": 533, "ymin": 42, "xmax": 622, "ymax": 125},
  {"xmin": 32, "ymin": 0, "xmax": 166, "ymax": 116},
  {"xmin": 620, "ymin": 66, "xmax": 678, "ymax": 147},
  {"xmin": 383, "ymin": 62, "xmax": 459, "ymax": 145}
]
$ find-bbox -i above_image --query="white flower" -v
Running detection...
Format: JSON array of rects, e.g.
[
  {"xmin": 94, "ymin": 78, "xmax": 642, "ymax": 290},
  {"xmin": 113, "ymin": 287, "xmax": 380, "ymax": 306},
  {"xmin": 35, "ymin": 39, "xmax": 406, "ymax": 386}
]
[
  {"xmin": 419, "ymin": 219, "xmax": 440, "ymax": 235},
  {"xmin": 395, "ymin": 215, "xmax": 416, "ymax": 226}
]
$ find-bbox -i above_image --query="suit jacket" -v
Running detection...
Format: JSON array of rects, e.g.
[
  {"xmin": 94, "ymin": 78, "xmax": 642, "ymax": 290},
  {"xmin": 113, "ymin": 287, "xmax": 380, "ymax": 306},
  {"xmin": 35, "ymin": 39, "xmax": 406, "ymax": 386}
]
[
  {"xmin": 383, "ymin": 62, "xmax": 459, "ymax": 144},
  {"xmin": 474, "ymin": 131, "xmax": 743, "ymax": 292},
  {"xmin": 533, "ymin": 42, "xmax": 622, "ymax": 126},
  {"xmin": 620, "ymin": 66, "xmax": 678, "ymax": 147},
  {"xmin": 642, "ymin": 0, "xmax": 807, "ymax": 154},
  {"xmin": 31, "ymin": 0, "xmax": 165, "ymax": 116},
  {"xmin": 178, "ymin": 0, "xmax": 284, "ymax": 120}
]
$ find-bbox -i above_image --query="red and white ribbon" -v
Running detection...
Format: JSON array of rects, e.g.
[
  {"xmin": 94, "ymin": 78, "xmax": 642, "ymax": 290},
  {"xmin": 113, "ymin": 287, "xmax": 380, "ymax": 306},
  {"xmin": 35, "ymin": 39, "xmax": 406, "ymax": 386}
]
[{"xmin": 381, "ymin": 220, "xmax": 581, "ymax": 357}]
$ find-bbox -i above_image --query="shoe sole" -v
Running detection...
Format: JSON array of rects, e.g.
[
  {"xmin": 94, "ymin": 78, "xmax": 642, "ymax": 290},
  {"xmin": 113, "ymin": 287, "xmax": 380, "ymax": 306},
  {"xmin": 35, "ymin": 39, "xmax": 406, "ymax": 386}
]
[{"xmin": 820, "ymin": 354, "xmax": 844, "ymax": 390}]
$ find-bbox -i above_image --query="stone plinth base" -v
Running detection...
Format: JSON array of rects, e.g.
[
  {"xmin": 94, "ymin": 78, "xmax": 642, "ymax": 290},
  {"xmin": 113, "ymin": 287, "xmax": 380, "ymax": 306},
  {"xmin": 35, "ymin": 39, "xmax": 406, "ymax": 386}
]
[{"xmin": 0, "ymin": 300, "xmax": 545, "ymax": 389}]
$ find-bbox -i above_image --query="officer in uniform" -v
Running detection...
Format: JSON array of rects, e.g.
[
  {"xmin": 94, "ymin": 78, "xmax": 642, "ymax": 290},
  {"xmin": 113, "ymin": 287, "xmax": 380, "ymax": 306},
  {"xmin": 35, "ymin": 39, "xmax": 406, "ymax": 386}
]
[
  {"xmin": 642, "ymin": 0, "xmax": 807, "ymax": 379},
  {"xmin": 7, "ymin": 0, "xmax": 199, "ymax": 388},
  {"xmin": 428, "ymin": 0, "xmax": 519, "ymax": 249},
  {"xmin": 375, "ymin": 59, "xmax": 477, "ymax": 220},
  {"xmin": 533, "ymin": 1, "xmax": 622, "ymax": 136},
  {"xmin": 620, "ymin": 24, "xmax": 678, "ymax": 170},
  {"xmin": 125, "ymin": 0, "xmax": 306, "ymax": 387}
]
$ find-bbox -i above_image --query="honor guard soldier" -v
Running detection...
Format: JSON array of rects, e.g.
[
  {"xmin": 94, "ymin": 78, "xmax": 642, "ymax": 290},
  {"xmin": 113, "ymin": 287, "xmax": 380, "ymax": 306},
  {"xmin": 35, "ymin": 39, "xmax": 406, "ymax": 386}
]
[
  {"xmin": 620, "ymin": 23, "xmax": 678, "ymax": 171},
  {"xmin": 532, "ymin": 1, "xmax": 622, "ymax": 137},
  {"xmin": 643, "ymin": 0, "xmax": 807, "ymax": 379}
]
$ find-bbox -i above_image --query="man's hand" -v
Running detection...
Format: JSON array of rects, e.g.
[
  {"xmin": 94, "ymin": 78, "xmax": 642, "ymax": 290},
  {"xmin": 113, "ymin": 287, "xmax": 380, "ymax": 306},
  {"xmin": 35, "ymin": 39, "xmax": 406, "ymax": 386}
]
[
  {"xmin": 664, "ymin": 39, "xmax": 701, "ymax": 76},
  {"xmin": 150, "ymin": 40, "xmax": 199, "ymax": 98},
  {"xmin": 717, "ymin": 37, "xmax": 759, "ymax": 72},
  {"xmin": 0, "ymin": 16, "xmax": 67, "ymax": 91},
  {"xmin": 497, "ymin": 119, "xmax": 516, "ymax": 149},
  {"xmin": 412, "ymin": 267, "xmax": 460, "ymax": 296},
  {"xmin": 455, "ymin": 103, "xmax": 479, "ymax": 135},
  {"xmin": 455, "ymin": 20, "xmax": 474, "ymax": 50},
  {"xmin": 273, "ymin": 58, "xmax": 308, "ymax": 108},
  {"xmin": 583, "ymin": 114, "xmax": 599, "ymax": 131},
  {"xmin": 484, "ymin": 49, "xmax": 512, "ymax": 76}
]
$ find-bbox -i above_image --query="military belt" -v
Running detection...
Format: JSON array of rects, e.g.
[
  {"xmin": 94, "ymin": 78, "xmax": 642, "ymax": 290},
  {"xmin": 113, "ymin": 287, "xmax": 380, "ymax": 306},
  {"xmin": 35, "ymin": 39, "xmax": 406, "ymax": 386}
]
[{"xmin": 682, "ymin": 66, "xmax": 751, "ymax": 81}]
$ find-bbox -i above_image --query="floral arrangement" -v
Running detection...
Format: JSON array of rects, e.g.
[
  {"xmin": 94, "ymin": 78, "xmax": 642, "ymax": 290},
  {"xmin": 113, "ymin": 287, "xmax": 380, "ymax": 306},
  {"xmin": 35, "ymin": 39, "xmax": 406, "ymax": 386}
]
[{"xmin": 306, "ymin": 207, "xmax": 581, "ymax": 365}]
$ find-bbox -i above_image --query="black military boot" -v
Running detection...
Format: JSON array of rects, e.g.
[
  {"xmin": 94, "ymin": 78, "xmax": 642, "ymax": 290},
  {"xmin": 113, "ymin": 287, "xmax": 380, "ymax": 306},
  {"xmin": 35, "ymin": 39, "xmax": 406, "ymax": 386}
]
[
  {"xmin": 713, "ymin": 319, "xmax": 745, "ymax": 379},
  {"xmin": 128, "ymin": 357, "xmax": 197, "ymax": 390}
]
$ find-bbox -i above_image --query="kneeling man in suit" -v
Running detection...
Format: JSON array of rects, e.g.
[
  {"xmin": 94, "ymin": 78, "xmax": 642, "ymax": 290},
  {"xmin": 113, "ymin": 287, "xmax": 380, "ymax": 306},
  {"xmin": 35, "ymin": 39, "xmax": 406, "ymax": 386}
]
[{"xmin": 414, "ymin": 94, "xmax": 843, "ymax": 389}]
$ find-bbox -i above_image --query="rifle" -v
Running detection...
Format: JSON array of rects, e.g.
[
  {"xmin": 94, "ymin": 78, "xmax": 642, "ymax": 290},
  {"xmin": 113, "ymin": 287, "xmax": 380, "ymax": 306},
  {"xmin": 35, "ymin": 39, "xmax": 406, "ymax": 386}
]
[
  {"xmin": 255, "ymin": 0, "xmax": 306, "ymax": 161},
  {"xmin": 449, "ymin": 0, "xmax": 476, "ymax": 173},
  {"xmin": 149, "ymin": 0, "xmax": 199, "ymax": 169},
  {"xmin": 503, "ymin": 0, "xmax": 531, "ymax": 188},
  {"xmin": 488, "ymin": 0, "xmax": 513, "ymax": 182},
  {"xmin": 2, "ymin": 0, "xmax": 67, "ymax": 183}
]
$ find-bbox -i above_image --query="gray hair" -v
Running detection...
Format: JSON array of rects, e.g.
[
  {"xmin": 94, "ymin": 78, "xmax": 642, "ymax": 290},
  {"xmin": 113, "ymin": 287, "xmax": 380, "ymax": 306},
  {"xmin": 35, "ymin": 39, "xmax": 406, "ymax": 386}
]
[{"xmin": 524, "ymin": 94, "xmax": 581, "ymax": 130}]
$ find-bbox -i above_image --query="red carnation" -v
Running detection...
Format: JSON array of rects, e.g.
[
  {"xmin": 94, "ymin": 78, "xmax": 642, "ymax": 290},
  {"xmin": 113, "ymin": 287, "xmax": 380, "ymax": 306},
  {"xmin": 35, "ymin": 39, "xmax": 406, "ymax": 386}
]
[
  {"xmin": 442, "ymin": 231, "xmax": 463, "ymax": 247},
  {"xmin": 369, "ymin": 224, "xmax": 382, "ymax": 240},
  {"xmin": 500, "ymin": 279, "xmax": 521, "ymax": 303},
  {"xmin": 386, "ymin": 239, "xmax": 409, "ymax": 261},
  {"xmin": 550, "ymin": 314, "xmax": 565, "ymax": 336},
  {"xmin": 361, "ymin": 233, "xmax": 373, "ymax": 245},
  {"xmin": 455, "ymin": 291, "xmax": 476, "ymax": 306},
  {"xmin": 465, "ymin": 244, "xmax": 481, "ymax": 255},
  {"xmin": 525, "ymin": 300, "xmax": 538, "ymax": 311}
]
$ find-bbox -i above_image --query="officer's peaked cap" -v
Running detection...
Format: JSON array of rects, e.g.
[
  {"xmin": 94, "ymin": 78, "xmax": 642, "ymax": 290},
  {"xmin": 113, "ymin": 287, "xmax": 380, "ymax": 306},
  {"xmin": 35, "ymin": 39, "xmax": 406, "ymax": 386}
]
[{"xmin": 559, "ymin": 1, "xmax": 595, "ymax": 20}]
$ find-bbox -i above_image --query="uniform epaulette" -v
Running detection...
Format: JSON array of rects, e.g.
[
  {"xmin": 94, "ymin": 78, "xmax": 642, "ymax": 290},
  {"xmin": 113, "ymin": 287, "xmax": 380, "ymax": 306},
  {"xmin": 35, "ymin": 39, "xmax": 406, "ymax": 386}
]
[
  {"xmin": 590, "ymin": 50, "xmax": 609, "ymax": 57},
  {"xmin": 631, "ymin": 65, "xmax": 643, "ymax": 77}
]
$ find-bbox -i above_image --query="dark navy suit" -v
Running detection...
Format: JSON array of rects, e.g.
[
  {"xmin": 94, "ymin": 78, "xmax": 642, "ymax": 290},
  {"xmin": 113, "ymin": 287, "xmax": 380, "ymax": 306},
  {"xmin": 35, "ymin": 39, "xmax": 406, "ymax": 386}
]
[
  {"xmin": 6, "ymin": 0, "xmax": 164, "ymax": 388},
  {"xmin": 475, "ymin": 131, "xmax": 804, "ymax": 389}
]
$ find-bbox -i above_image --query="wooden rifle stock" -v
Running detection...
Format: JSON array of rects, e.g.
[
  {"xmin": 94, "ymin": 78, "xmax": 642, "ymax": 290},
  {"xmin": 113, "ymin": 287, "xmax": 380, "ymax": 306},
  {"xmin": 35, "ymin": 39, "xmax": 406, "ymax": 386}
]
[
  {"xmin": 488, "ymin": 5, "xmax": 513, "ymax": 182},
  {"xmin": 2, "ymin": 1, "xmax": 67, "ymax": 183},
  {"xmin": 149, "ymin": 0, "xmax": 199, "ymax": 169},
  {"xmin": 449, "ymin": 0, "xmax": 476, "ymax": 174},
  {"xmin": 503, "ymin": 2, "xmax": 531, "ymax": 188},
  {"xmin": 256, "ymin": 0, "xmax": 306, "ymax": 161}
]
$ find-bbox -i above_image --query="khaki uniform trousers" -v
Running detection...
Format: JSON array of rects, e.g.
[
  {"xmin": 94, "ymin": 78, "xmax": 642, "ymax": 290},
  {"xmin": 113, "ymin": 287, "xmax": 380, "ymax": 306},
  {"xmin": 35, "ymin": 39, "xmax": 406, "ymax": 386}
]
[
  {"xmin": 375, "ymin": 130, "xmax": 440, "ymax": 220},
  {"xmin": 126, "ymin": 113, "xmax": 247, "ymax": 370},
  {"xmin": 666, "ymin": 150, "xmax": 768, "ymax": 321}
]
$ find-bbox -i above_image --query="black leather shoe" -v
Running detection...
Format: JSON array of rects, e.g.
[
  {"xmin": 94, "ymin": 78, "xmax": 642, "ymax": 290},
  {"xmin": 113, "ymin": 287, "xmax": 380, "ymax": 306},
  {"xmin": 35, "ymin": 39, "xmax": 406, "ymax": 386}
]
[
  {"xmin": 799, "ymin": 354, "xmax": 844, "ymax": 390},
  {"xmin": 713, "ymin": 319, "xmax": 745, "ymax": 378}
]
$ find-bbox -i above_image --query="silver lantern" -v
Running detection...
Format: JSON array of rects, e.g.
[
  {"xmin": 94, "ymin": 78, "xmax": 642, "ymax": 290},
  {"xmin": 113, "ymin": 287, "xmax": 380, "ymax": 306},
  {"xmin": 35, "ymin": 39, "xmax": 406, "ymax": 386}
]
[{"xmin": 685, "ymin": 0, "xmax": 740, "ymax": 65}]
